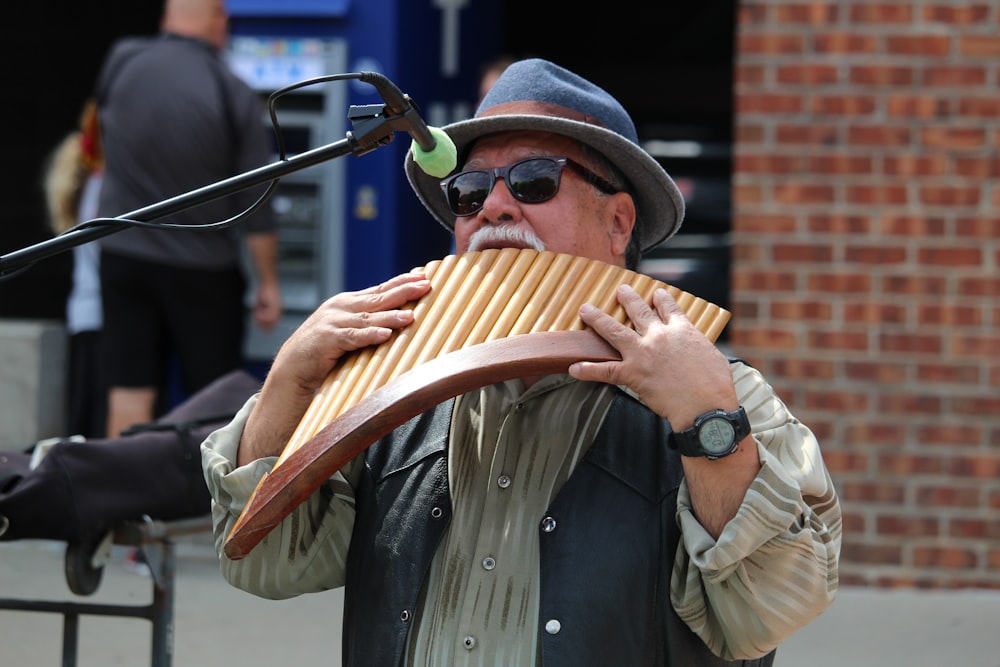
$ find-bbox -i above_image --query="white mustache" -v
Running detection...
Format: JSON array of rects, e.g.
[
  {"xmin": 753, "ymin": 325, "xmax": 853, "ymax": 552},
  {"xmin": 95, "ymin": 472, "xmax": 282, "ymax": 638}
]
[{"xmin": 466, "ymin": 226, "xmax": 546, "ymax": 253}]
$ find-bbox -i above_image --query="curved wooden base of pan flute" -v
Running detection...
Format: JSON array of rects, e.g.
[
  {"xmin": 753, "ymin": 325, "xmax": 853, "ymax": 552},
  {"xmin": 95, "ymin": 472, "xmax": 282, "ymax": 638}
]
[{"xmin": 223, "ymin": 329, "xmax": 618, "ymax": 560}]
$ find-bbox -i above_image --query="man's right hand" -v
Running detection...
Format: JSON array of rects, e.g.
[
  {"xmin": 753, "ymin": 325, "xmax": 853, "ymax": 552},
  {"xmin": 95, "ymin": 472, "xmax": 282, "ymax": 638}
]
[{"xmin": 237, "ymin": 271, "xmax": 431, "ymax": 465}]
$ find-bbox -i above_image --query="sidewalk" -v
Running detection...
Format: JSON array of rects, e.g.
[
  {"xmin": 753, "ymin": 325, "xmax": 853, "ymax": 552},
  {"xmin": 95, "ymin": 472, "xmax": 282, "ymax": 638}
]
[{"xmin": 2, "ymin": 536, "xmax": 1000, "ymax": 666}]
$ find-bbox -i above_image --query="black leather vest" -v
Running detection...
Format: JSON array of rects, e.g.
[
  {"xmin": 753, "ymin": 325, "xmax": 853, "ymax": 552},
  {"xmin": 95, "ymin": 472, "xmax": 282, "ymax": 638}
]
[{"xmin": 341, "ymin": 390, "xmax": 776, "ymax": 667}]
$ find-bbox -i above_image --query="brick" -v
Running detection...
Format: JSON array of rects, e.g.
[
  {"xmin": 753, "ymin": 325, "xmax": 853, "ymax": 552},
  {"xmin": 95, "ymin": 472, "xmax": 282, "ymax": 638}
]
[
  {"xmin": 806, "ymin": 329, "xmax": 870, "ymax": 351},
  {"xmin": 915, "ymin": 424, "xmax": 985, "ymax": 446},
  {"xmin": 916, "ymin": 304, "xmax": 983, "ymax": 327},
  {"xmin": 877, "ymin": 453, "xmax": 946, "ymax": 475},
  {"xmin": 844, "ymin": 360, "xmax": 908, "ymax": 382},
  {"xmin": 807, "ymin": 272, "xmax": 873, "ymax": 293},
  {"xmin": 948, "ymin": 455, "xmax": 1000, "ymax": 478},
  {"xmin": 950, "ymin": 519, "xmax": 1000, "ymax": 540},
  {"xmin": 776, "ymin": 2, "xmax": 839, "ymax": 23},
  {"xmin": 877, "ymin": 515, "xmax": 941, "ymax": 536},
  {"xmin": 770, "ymin": 300, "xmax": 834, "ymax": 321},
  {"xmin": 808, "ymin": 153, "xmax": 874, "ymax": 174},
  {"xmin": 776, "ymin": 123, "xmax": 840, "ymax": 144},
  {"xmin": 848, "ymin": 125, "xmax": 912, "ymax": 146},
  {"xmin": 957, "ymin": 96, "xmax": 1000, "ymax": 117},
  {"xmin": 960, "ymin": 35, "xmax": 1000, "ymax": 58},
  {"xmin": 954, "ymin": 157, "xmax": 1000, "ymax": 178},
  {"xmin": 850, "ymin": 4, "xmax": 914, "ymax": 23},
  {"xmin": 811, "ymin": 94, "xmax": 878, "ymax": 116},
  {"xmin": 843, "ymin": 422, "xmax": 907, "ymax": 445},
  {"xmin": 923, "ymin": 66, "xmax": 987, "ymax": 86},
  {"xmin": 881, "ymin": 275, "xmax": 948, "ymax": 295},
  {"xmin": 879, "ymin": 214, "xmax": 947, "ymax": 236},
  {"xmin": 922, "ymin": 4, "xmax": 991, "ymax": 25},
  {"xmin": 911, "ymin": 547, "xmax": 978, "ymax": 569},
  {"xmin": 734, "ymin": 122, "xmax": 766, "ymax": 143},
  {"xmin": 916, "ymin": 362, "xmax": 982, "ymax": 384},
  {"xmin": 738, "ymin": 33, "xmax": 806, "ymax": 54},
  {"xmin": 850, "ymin": 65, "xmax": 915, "ymax": 86},
  {"xmin": 841, "ymin": 480, "xmax": 906, "ymax": 503},
  {"xmin": 886, "ymin": 35, "xmax": 952, "ymax": 56},
  {"xmin": 820, "ymin": 449, "xmax": 869, "ymax": 473},
  {"xmin": 776, "ymin": 64, "xmax": 840, "ymax": 85},
  {"xmin": 728, "ymin": 327, "xmax": 798, "ymax": 349},
  {"xmin": 876, "ymin": 392, "xmax": 943, "ymax": 414},
  {"xmin": 734, "ymin": 153, "xmax": 802, "ymax": 173},
  {"xmin": 813, "ymin": 32, "xmax": 878, "ymax": 54},
  {"xmin": 843, "ymin": 245, "xmax": 908, "ymax": 265},
  {"xmin": 886, "ymin": 95, "xmax": 951, "ymax": 118},
  {"xmin": 916, "ymin": 485, "xmax": 983, "ymax": 508},
  {"xmin": 956, "ymin": 276, "xmax": 1000, "ymax": 297},
  {"xmin": 732, "ymin": 270, "xmax": 798, "ymax": 291},
  {"xmin": 919, "ymin": 186, "xmax": 981, "ymax": 207},
  {"xmin": 774, "ymin": 182, "xmax": 837, "ymax": 204},
  {"xmin": 883, "ymin": 154, "xmax": 949, "ymax": 177},
  {"xmin": 843, "ymin": 302, "xmax": 908, "ymax": 325},
  {"xmin": 920, "ymin": 126, "xmax": 987, "ymax": 150},
  {"xmin": 772, "ymin": 243, "xmax": 834, "ymax": 262},
  {"xmin": 770, "ymin": 356, "xmax": 836, "ymax": 378},
  {"xmin": 916, "ymin": 246, "xmax": 983, "ymax": 266},
  {"xmin": 808, "ymin": 213, "xmax": 871, "ymax": 234},
  {"xmin": 952, "ymin": 395, "xmax": 1000, "ymax": 416},
  {"xmin": 846, "ymin": 184, "xmax": 909, "ymax": 205},
  {"xmin": 841, "ymin": 543, "xmax": 903, "ymax": 565},
  {"xmin": 879, "ymin": 333, "xmax": 944, "ymax": 355},
  {"xmin": 949, "ymin": 333, "xmax": 1000, "ymax": 358},
  {"xmin": 737, "ymin": 93, "xmax": 805, "ymax": 114}
]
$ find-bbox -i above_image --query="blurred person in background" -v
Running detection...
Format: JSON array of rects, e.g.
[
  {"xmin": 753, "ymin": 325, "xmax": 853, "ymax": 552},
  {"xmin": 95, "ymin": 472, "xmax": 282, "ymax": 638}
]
[
  {"xmin": 43, "ymin": 98, "xmax": 107, "ymax": 438},
  {"xmin": 94, "ymin": 0, "xmax": 281, "ymax": 437}
]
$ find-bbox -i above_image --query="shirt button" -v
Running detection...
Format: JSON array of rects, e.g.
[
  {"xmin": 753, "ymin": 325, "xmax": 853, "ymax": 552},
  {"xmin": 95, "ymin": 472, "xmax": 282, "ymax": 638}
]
[
  {"xmin": 540, "ymin": 516, "xmax": 557, "ymax": 533},
  {"xmin": 497, "ymin": 474, "xmax": 511, "ymax": 489},
  {"xmin": 482, "ymin": 555, "xmax": 496, "ymax": 570},
  {"xmin": 463, "ymin": 635, "xmax": 476, "ymax": 650},
  {"xmin": 514, "ymin": 402, "xmax": 525, "ymax": 412},
  {"xmin": 545, "ymin": 619, "xmax": 561, "ymax": 635}
]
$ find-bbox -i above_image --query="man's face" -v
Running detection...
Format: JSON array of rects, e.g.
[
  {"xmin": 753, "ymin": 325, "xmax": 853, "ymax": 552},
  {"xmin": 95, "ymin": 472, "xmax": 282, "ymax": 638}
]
[{"xmin": 451, "ymin": 131, "xmax": 635, "ymax": 266}]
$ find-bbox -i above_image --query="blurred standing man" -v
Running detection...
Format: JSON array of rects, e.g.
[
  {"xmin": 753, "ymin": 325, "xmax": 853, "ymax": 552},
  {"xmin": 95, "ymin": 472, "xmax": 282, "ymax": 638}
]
[{"xmin": 95, "ymin": 0, "xmax": 281, "ymax": 437}]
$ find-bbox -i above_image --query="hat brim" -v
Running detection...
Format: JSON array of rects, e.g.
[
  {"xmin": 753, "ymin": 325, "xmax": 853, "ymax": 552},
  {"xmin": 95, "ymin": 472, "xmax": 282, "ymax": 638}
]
[{"xmin": 404, "ymin": 114, "xmax": 685, "ymax": 254}]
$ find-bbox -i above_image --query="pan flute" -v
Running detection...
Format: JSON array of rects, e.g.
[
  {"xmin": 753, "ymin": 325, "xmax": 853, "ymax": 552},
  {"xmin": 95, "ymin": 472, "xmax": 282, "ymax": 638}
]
[{"xmin": 224, "ymin": 247, "xmax": 730, "ymax": 559}]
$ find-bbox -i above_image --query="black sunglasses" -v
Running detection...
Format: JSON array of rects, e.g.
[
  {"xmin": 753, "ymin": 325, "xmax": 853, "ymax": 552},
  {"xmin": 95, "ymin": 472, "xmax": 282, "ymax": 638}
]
[{"xmin": 439, "ymin": 156, "xmax": 620, "ymax": 217}]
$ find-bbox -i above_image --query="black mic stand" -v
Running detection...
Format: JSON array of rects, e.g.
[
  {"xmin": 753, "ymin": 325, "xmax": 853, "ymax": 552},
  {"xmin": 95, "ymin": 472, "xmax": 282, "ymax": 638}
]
[{"xmin": 0, "ymin": 101, "xmax": 412, "ymax": 278}]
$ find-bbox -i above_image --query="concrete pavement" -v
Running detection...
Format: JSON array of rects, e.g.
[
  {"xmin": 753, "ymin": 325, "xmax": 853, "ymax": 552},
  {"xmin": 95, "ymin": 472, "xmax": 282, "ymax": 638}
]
[{"xmin": 2, "ymin": 535, "xmax": 1000, "ymax": 666}]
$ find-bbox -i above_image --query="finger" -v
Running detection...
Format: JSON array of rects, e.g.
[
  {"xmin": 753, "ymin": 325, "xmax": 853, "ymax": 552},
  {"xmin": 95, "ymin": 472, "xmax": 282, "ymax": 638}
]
[{"xmin": 652, "ymin": 287, "xmax": 688, "ymax": 322}]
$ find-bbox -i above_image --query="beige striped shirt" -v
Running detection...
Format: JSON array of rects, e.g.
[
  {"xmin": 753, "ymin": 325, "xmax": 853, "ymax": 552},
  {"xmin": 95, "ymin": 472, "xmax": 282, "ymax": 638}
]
[{"xmin": 202, "ymin": 361, "xmax": 841, "ymax": 663}]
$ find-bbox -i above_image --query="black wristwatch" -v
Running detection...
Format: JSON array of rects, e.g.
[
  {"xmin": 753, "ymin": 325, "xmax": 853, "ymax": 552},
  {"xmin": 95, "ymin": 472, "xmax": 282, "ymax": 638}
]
[{"xmin": 668, "ymin": 407, "xmax": 750, "ymax": 460}]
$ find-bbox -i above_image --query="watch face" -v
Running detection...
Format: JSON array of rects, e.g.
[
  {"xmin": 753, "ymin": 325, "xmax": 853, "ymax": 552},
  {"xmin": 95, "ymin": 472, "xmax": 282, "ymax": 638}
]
[{"xmin": 699, "ymin": 417, "xmax": 736, "ymax": 455}]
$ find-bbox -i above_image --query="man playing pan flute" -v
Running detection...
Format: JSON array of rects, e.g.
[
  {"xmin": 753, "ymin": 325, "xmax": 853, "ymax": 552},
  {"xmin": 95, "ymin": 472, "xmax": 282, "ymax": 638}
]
[{"xmin": 202, "ymin": 58, "xmax": 841, "ymax": 666}]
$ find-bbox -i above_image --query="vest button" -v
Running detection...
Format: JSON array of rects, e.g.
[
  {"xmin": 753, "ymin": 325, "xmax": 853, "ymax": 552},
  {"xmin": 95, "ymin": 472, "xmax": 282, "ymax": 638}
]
[
  {"xmin": 400, "ymin": 609, "xmax": 411, "ymax": 623},
  {"xmin": 545, "ymin": 619, "xmax": 561, "ymax": 634},
  {"xmin": 540, "ymin": 516, "xmax": 557, "ymax": 533},
  {"xmin": 430, "ymin": 506, "xmax": 444, "ymax": 519}
]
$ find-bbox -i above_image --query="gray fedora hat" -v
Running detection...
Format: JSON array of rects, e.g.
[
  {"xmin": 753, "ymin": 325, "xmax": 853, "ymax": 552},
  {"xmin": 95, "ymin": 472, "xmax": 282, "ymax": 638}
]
[{"xmin": 404, "ymin": 58, "xmax": 685, "ymax": 253}]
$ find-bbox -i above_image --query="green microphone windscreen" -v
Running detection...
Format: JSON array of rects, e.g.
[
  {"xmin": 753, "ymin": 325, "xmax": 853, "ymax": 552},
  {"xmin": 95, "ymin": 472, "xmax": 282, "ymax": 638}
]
[{"xmin": 409, "ymin": 126, "xmax": 457, "ymax": 178}]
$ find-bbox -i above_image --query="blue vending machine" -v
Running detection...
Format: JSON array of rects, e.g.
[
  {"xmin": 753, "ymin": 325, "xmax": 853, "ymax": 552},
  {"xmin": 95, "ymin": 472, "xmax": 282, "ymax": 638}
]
[{"xmin": 225, "ymin": 0, "xmax": 501, "ymax": 362}]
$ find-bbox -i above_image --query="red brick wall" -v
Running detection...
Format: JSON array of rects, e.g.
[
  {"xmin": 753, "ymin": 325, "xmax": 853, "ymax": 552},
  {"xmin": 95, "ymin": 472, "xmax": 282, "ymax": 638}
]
[{"xmin": 732, "ymin": 1, "xmax": 1000, "ymax": 588}]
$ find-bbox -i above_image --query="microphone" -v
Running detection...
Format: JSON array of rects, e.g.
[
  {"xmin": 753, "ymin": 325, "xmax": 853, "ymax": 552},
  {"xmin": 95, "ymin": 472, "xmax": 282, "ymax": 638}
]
[{"xmin": 359, "ymin": 71, "xmax": 457, "ymax": 178}]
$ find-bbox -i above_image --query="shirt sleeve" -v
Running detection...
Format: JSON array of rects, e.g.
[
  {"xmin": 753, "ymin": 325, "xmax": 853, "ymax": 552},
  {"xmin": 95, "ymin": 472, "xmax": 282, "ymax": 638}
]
[
  {"xmin": 201, "ymin": 393, "xmax": 361, "ymax": 600},
  {"xmin": 670, "ymin": 361, "xmax": 843, "ymax": 660}
]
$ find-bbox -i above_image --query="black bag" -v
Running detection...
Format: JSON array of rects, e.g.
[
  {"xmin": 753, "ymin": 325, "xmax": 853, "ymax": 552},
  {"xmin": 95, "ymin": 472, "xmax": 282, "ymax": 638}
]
[{"xmin": 0, "ymin": 369, "xmax": 260, "ymax": 544}]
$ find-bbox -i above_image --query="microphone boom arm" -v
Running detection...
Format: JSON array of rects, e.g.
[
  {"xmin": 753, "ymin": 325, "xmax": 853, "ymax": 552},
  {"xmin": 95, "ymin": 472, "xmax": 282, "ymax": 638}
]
[{"xmin": 0, "ymin": 101, "xmax": 407, "ymax": 277}]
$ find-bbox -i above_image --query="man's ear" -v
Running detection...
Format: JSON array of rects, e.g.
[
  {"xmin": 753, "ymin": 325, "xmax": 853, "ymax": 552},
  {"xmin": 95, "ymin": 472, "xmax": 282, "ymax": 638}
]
[{"xmin": 608, "ymin": 192, "xmax": 637, "ymax": 256}]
